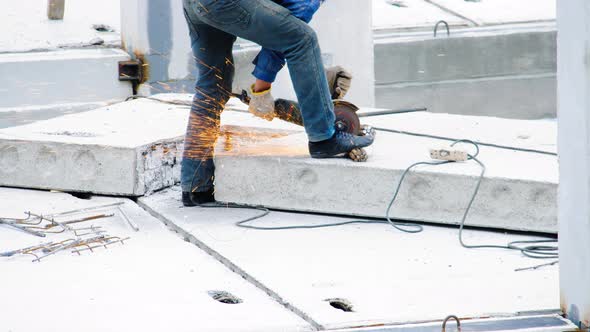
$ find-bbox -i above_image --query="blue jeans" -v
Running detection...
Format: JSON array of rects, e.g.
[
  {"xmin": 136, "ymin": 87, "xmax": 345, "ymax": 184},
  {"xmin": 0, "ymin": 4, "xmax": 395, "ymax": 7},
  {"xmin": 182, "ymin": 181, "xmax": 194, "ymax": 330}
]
[
  {"xmin": 181, "ymin": 0, "xmax": 335, "ymax": 192},
  {"xmin": 252, "ymin": 0, "xmax": 322, "ymax": 83}
]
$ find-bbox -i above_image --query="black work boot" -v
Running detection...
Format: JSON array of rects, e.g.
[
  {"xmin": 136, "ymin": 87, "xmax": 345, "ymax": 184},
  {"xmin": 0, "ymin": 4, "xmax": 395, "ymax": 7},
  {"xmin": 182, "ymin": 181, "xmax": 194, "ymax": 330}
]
[
  {"xmin": 182, "ymin": 188, "xmax": 215, "ymax": 207},
  {"xmin": 308, "ymin": 127, "xmax": 375, "ymax": 159}
]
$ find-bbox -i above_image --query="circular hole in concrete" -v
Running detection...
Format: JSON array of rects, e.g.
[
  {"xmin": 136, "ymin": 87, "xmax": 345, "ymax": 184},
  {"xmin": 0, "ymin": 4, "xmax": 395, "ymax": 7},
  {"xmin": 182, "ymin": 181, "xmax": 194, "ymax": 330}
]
[
  {"xmin": 325, "ymin": 298, "xmax": 354, "ymax": 312},
  {"xmin": 208, "ymin": 290, "xmax": 243, "ymax": 304}
]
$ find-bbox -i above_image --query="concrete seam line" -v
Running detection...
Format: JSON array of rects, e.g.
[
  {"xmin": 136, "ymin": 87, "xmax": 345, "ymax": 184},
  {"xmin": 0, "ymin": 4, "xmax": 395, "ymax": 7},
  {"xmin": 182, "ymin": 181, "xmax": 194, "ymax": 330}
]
[
  {"xmin": 422, "ymin": 0, "xmax": 480, "ymax": 27},
  {"xmin": 137, "ymin": 201, "xmax": 324, "ymax": 331}
]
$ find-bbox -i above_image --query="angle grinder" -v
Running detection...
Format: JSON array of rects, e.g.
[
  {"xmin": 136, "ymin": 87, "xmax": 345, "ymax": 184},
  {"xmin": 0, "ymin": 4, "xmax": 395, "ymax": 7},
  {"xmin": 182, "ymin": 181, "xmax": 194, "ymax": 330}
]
[{"xmin": 231, "ymin": 90, "xmax": 371, "ymax": 162}]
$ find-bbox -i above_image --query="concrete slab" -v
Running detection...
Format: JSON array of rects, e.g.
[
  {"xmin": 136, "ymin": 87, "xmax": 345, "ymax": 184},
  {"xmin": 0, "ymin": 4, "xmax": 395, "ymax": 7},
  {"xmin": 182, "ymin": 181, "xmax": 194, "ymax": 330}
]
[
  {"xmin": 374, "ymin": 24, "xmax": 556, "ymax": 119},
  {"xmin": 372, "ymin": 0, "xmax": 469, "ymax": 33},
  {"xmin": 0, "ymin": 95, "xmax": 300, "ymax": 196},
  {"xmin": 428, "ymin": 0, "xmax": 555, "ymax": 26},
  {"xmin": 0, "ymin": 48, "xmax": 132, "ymax": 111},
  {"xmin": 374, "ymin": 26, "xmax": 556, "ymax": 85},
  {"xmin": 0, "ymin": 95, "xmax": 557, "ymax": 233},
  {"xmin": 376, "ymin": 73, "xmax": 556, "ymax": 119},
  {"xmin": 213, "ymin": 111, "xmax": 557, "ymax": 233},
  {"xmin": 139, "ymin": 186, "xmax": 560, "ymax": 330},
  {"xmin": 0, "ymin": 187, "xmax": 312, "ymax": 332},
  {"xmin": 1, "ymin": 0, "xmax": 120, "ymax": 53}
]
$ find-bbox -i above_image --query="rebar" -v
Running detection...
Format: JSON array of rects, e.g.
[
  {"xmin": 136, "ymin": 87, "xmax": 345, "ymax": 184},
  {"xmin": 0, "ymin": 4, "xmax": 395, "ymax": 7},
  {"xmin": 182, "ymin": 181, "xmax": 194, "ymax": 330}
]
[{"xmin": 1, "ymin": 203, "xmax": 129, "ymax": 262}]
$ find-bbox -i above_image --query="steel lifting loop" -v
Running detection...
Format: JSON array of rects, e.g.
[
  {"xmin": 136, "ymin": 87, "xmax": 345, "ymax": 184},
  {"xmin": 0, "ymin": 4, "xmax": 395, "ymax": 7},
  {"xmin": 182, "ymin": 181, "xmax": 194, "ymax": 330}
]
[
  {"xmin": 442, "ymin": 315, "xmax": 461, "ymax": 332},
  {"xmin": 434, "ymin": 20, "xmax": 450, "ymax": 37}
]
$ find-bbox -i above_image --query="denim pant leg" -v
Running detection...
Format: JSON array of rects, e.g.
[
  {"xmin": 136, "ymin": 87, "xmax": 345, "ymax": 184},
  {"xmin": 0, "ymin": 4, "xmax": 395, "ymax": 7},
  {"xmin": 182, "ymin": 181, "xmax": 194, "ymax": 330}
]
[
  {"xmin": 252, "ymin": 0, "xmax": 322, "ymax": 83},
  {"xmin": 184, "ymin": 0, "xmax": 335, "ymax": 142},
  {"xmin": 180, "ymin": 8, "xmax": 236, "ymax": 193}
]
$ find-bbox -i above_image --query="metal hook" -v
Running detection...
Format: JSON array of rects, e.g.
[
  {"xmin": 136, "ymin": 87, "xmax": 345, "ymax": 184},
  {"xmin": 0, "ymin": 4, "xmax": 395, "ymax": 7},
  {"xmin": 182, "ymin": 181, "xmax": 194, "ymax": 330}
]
[
  {"xmin": 442, "ymin": 315, "xmax": 461, "ymax": 332},
  {"xmin": 434, "ymin": 20, "xmax": 450, "ymax": 37}
]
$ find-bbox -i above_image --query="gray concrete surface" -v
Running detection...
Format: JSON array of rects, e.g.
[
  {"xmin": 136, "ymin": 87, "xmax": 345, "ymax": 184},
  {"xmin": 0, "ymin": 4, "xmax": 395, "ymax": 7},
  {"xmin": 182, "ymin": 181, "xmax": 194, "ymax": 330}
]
[{"xmin": 0, "ymin": 49, "xmax": 132, "ymax": 112}]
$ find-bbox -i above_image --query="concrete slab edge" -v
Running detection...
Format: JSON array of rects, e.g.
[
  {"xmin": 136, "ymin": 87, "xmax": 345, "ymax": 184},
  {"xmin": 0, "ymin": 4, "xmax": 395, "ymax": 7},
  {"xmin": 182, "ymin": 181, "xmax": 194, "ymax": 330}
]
[
  {"xmin": 136, "ymin": 200, "xmax": 324, "ymax": 331},
  {"xmin": 329, "ymin": 314, "xmax": 573, "ymax": 332}
]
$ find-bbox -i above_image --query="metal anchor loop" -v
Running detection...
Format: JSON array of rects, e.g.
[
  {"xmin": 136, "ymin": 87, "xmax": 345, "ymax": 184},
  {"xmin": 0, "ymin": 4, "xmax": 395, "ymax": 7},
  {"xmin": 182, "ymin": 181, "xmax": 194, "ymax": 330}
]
[
  {"xmin": 434, "ymin": 20, "xmax": 450, "ymax": 37},
  {"xmin": 442, "ymin": 315, "xmax": 461, "ymax": 332}
]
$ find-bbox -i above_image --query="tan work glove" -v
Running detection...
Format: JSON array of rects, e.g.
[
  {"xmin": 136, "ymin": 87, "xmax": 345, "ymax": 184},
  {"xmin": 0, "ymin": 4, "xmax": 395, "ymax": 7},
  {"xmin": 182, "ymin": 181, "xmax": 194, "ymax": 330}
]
[
  {"xmin": 326, "ymin": 66, "xmax": 352, "ymax": 99},
  {"xmin": 248, "ymin": 84, "xmax": 276, "ymax": 121}
]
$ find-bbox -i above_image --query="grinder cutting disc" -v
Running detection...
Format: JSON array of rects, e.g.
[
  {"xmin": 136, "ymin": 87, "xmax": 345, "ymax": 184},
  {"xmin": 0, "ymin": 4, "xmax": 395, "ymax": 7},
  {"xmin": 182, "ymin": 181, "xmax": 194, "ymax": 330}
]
[{"xmin": 333, "ymin": 100, "xmax": 361, "ymax": 135}]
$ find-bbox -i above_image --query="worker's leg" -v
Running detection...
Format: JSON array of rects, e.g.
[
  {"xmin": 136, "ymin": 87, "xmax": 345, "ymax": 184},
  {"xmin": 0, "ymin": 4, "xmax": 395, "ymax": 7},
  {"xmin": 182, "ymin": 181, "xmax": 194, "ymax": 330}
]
[
  {"xmin": 252, "ymin": 0, "xmax": 321, "ymax": 88},
  {"xmin": 184, "ymin": 0, "xmax": 335, "ymax": 142},
  {"xmin": 180, "ymin": 8, "xmax": 236, "ymax": 201}
]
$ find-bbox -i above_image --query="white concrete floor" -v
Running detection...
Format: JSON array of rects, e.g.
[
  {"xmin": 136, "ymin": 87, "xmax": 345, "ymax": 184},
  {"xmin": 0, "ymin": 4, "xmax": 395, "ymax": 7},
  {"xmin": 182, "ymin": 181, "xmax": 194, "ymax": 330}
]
[
  {"xmin": 0, "ymin": 187, "xmax": 565, "ymax": 331},
  {"xmin": 140, "ymin": 186, "xmax": 559, "ymax": 330},
  {"xmin": 0, "ymin": 188, "xmax": 312, "ymax": 332}
]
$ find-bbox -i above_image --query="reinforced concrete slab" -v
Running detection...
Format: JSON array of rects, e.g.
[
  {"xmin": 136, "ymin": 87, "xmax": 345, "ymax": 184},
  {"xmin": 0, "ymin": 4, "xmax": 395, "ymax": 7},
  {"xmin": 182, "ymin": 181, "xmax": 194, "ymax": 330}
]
[
  {"xmin": 0, "ymin": 187, "xmax": 311, "ymax": 332},
  {"xmin": 0, "ymin": 48, "xmax": 132, "ymax": 111},
  {"xmin": 139, "ymin": 187, "xmax": 560, "ymax": 330},
  {"xmin": 0, "ymin": 95, "xmax": 300, "ymax": 196},
  {"xmin": 427, "ymin": 0, "xmax": 555, "ymax": 26},
  {"xmin": 1, "ymin": 0, "xmax": 121, "ymax": 53},
  {"xmin": 213, "ymin": 111, "xmax": 557, "ymax": 233}
]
